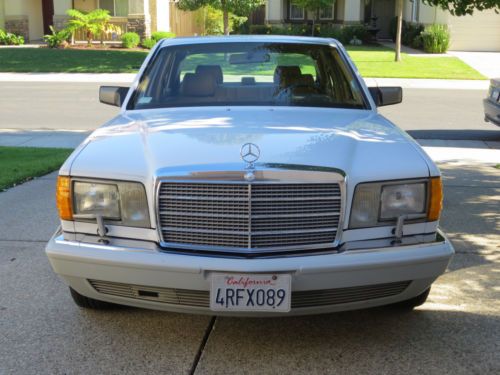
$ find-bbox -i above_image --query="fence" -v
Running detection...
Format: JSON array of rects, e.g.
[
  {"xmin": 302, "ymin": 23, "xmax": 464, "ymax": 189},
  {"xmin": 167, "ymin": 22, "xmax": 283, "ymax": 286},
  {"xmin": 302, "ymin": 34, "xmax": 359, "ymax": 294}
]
[{"xmin": 169, "ymin": 3, "xmax": 204, "ymax": 37}]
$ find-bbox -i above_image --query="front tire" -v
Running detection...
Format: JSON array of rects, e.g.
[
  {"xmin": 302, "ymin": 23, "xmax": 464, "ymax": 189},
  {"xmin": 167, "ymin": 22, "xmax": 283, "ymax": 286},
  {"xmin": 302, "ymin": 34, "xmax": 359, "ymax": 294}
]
[
  {"xmin": 69, "ymin": 287, "xmax": 119, "ymax": 310},
  {"xmin": 390, "ymin": 287, "xmax": 431, "ymax": 310}
]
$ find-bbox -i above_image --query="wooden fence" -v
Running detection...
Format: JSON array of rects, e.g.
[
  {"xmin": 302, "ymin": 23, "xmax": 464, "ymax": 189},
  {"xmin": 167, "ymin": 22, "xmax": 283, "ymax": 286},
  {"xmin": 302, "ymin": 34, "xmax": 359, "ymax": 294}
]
[{"xmin": 169, "ymin": 3, "xmax": 204, "ymax": 37}]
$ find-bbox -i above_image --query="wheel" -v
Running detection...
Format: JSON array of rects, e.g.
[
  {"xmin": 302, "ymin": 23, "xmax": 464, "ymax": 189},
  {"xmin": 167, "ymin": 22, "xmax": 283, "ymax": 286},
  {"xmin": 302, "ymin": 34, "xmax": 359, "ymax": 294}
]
[
  {"xmin": 390, "ymin": 287, "xmax": 431, "ymax": 311},
  {"xmin": 69, "ymin": 287, "xmax": 119, "ymax": 310}
]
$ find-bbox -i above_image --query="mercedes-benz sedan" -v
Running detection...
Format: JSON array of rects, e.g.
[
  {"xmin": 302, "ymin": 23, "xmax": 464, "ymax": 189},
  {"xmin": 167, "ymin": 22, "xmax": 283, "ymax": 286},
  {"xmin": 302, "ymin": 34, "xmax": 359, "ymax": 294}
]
[{"xmin": 46, "ymin": 36, "xmax": 454, "ymax": 316}]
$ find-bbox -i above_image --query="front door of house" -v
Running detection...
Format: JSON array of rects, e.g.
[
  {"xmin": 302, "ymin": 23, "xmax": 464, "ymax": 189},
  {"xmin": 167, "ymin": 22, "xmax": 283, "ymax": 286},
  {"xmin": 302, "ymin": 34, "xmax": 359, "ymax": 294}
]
[
  {"xmin": 42, "ymin": 0, "xmax": 54, "ymax": 35},
  {"xmin": 373, "ymin": 0, "xmax": 396, "ymax": 39}
]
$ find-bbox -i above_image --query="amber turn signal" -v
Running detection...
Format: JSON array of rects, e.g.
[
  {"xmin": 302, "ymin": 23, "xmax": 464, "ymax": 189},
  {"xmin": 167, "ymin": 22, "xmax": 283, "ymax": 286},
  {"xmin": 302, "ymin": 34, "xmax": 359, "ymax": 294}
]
[
  {"xmin": 427, "ymin": 177, "xmax": 443, "ymax": 222},
  {"xmin": 56, "ymin": 176, "xmax": 73, "ymax": 221}
]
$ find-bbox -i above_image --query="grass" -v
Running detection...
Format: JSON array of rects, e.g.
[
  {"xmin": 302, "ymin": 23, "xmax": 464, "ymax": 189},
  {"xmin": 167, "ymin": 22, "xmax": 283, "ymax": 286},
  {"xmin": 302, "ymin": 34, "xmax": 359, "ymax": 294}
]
[
  {"xmin": 0, "ymin": 44, "xmax": 486, "ymax": 79},
  {"xmin": 345, "ymin": 45, "xmax": 486, "ymax": 80},
  {"xmin": 0, "ymin": 147, "xmax": 72, "ymax": 191},
  {"xmin": 0, "ymin": 48, "xmax": 147, "ymax": 73}
]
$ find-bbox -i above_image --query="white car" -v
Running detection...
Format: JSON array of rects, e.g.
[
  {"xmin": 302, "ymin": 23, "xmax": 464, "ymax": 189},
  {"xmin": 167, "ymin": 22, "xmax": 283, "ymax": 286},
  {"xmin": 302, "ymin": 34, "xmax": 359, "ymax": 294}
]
[{"xmin": 46, "ymin": 36, "xmax": 454, "ymax": 316}]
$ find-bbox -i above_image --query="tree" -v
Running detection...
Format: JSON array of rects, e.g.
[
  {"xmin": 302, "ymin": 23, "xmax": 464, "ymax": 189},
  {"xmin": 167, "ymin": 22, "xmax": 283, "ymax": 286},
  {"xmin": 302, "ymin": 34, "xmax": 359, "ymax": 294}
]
[
  {"xmin": 394, "ymin": 0, "xmax": 499, "ymax": 61},
  {"xmin": 423, "ymin": 0, "xmax": 499, "ymax": 16},
  {"xmin": 66, "ymin": 9, "xmax": 112, "ymax": 46},
  {"xmin": 177, "ymin": 0, "xmax": 265, "ymax": 35},
  {"xmin": 395, "ymin": 0, "xmax": 403, "ymax": 61},
  {"xmin": 291, "ymin": 0, "xmax": 336, "ymax": 36}
]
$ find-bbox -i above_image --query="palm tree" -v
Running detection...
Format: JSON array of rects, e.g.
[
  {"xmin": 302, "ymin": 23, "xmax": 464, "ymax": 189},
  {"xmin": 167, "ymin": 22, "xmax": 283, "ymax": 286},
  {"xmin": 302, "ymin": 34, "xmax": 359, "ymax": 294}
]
[{"xmin": 66, "ymin": 9, "xmax": 112, "ymax": 46}]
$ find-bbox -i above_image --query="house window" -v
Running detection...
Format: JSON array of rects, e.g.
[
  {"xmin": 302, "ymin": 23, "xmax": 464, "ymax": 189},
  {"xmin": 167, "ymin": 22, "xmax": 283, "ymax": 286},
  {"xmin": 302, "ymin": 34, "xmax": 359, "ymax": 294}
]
[
  {"xmin": 319, "ymin": 5, "xmax": 334, "ymax": 20},
  {"xmin": 99, "ymin": 0, "xmax": 128, "ymax": 17},
  {"xmin": 411, "ymin": 0, "xmax": 420, "ymax": 22},
  {"xmin": 289, "ymin": 3, "xmax": 305, "ymax": 20}
]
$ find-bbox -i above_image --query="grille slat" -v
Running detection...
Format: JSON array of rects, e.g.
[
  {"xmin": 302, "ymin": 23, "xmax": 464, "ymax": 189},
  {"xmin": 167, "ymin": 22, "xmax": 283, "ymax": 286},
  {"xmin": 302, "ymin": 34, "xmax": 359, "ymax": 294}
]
[
  {"xmin": 158, "ymin": 181, "xmax": 342, "ymax": 253},
  {"xmin": 89, "ymin": 280, "xmax": 411, "ymax": 309}
]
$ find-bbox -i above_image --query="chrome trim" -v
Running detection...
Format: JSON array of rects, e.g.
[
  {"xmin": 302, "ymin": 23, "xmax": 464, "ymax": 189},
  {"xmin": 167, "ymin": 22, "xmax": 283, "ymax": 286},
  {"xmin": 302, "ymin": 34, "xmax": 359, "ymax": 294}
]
[{"xmin": 154, "ymin": 164, "xmax": 347, "ymax": 255}]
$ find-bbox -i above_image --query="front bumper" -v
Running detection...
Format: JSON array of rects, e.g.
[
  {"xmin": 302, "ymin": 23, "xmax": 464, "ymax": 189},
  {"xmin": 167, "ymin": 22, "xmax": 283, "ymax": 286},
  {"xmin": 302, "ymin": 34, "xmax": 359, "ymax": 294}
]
[
  {"xmin": 483, "ymin": 98, "xmax": 500, "ymax": 126},
  {"xmin": 46, "ymin": 230, "xmax": 454, "ymax": 316}
]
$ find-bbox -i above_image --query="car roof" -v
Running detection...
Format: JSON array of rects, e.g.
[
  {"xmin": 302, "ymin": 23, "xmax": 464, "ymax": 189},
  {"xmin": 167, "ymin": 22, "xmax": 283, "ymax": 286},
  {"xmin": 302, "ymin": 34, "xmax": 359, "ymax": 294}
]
[{"xmin": 159, "ymin": 35, "xmax": 341, "ymax": 48}]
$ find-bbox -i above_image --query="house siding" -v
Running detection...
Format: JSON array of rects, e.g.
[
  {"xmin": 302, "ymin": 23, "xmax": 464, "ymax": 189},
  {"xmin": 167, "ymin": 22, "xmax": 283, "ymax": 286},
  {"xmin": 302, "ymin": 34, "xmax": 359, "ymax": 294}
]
[{"xmin": 404, "ymin": 1, "xmax": 500, "ymax": 52}]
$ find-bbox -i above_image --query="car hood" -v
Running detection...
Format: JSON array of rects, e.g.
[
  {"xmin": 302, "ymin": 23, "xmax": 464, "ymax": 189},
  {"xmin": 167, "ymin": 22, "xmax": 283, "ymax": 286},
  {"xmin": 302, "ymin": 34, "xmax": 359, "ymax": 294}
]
[{"xmin": 66, "ymin": 107, "xmax": 433, "ymax": 188}]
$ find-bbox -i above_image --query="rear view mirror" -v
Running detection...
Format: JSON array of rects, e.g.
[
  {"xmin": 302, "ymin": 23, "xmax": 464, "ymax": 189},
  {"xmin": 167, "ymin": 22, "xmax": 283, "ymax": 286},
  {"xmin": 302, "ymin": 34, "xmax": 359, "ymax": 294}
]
[
  {"xmin": 99, "ymin": 86, "xmax": 129, "ymax": 107},
  {"xmin": 229, "ymin": 52, "xmax": 270, "ymax": 65},
  {"xmin": 369, "ymin": 87, "xmax": 402, "ymax": 107}
]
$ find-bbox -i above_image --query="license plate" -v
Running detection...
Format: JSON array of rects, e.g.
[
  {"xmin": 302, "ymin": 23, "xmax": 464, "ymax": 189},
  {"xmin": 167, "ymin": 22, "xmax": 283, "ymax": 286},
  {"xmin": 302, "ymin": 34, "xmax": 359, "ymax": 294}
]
[{"xmin": 210, "ymin": 273, "xmax": 291, "ymax": 312}]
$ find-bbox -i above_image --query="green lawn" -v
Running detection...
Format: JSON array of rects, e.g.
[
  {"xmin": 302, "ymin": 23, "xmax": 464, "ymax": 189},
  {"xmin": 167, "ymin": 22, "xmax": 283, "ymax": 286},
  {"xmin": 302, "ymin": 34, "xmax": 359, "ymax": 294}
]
[
  {"xmin": 0, "ymin": 147, "xmax": 72, "ymax": 191},
  {"xmin": 0, "ymin": 45, "xmax": 486, "ymax": 79},
  {"xmin": 0, "ymin": 48, "xmax": 147, "ymax": 73},
  {"xmin": 346, "ymin": 45, "xmax": 486, "ymax": 80}
]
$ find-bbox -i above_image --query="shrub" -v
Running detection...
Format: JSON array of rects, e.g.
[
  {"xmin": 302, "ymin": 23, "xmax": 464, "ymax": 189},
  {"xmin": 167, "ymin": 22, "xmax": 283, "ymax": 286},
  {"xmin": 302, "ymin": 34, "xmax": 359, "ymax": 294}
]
[
  {"xmin": 121, "ymin": 32, "xmax": 140, "ymax": 48},
  {"xmin": 141, "ymin": 37, "xmax": 156, "ymax": 49},
  {"xmin": 151, "ymin": 31, "xmax": 176, "ymax": 42},
  {"xmin": 317, "ymin": 24, "xmax": 343, "ymax": 40},
  {"xmin": 44, "ymin": 26, "xmax": 71, "ymax": 48},
  {"xmin": 0, "ymin": 30, "xmax": 25, "ymax": 45},
  {"xmin": 249, "ymin": 24, "xmax": 272, "ymax": 35},
  {"xmin": 341, "ymin": 25, "xmax": 369, "ymax": 45},
  {"xmin": 403, "ymin": 23, "xmax": 424, "ymax": 46},
  {"xmin": 421, "ymin": 24, "xmax": 450, "ymax": 53}
]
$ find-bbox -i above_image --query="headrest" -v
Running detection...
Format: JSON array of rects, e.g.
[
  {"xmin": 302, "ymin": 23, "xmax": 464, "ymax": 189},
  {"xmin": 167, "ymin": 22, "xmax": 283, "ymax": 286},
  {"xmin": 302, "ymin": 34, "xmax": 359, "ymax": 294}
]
[
  {"xmin": 274, "ymin": 65, "xmax": 301, "ymax": 84},
  {"xmin": 182, "ymin": 72, "xmax": 216, "ymax": 97},
  {"xmin": 195, "ymin": 65, "xmax": 223, "ymax": 84},
  {"xmin": 241, "ymin": 77, "xmax": 256, "ymax": 85}
]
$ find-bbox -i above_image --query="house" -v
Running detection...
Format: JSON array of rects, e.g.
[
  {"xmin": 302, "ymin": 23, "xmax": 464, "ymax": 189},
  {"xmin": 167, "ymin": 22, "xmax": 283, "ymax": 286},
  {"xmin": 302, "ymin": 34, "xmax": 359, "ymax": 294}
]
[
  {"xmin": 0, "ymin": 0, "xmax": 202, "ymax": 42},
  {"xmin": 264, "ymin": 0, "xmax": 500, "ymax": 52}
]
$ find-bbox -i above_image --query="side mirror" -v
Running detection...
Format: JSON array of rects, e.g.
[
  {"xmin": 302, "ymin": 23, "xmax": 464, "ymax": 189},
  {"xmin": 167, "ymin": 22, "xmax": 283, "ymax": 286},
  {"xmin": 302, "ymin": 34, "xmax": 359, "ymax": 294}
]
[
  {"xmin": 99, "ymin": 86, "xmax": 129, "ymax": 107},
  {"xmin": 369, "ymin": 87, "xmax": 402, "ymax": 107}
]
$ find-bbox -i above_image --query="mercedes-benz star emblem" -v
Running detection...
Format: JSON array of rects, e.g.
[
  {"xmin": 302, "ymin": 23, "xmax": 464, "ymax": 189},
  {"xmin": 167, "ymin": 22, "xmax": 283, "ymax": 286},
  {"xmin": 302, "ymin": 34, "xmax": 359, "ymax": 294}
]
[{"xmin": 240, "ymin": 143, "xmax": 260, "ymax": 168}]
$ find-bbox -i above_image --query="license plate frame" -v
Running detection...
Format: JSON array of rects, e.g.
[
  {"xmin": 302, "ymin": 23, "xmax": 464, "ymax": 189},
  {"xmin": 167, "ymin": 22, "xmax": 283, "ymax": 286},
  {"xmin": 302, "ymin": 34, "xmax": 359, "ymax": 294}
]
[{"xmin": 210, "ymin": 273, "xmax": 291, "ymax": 313}]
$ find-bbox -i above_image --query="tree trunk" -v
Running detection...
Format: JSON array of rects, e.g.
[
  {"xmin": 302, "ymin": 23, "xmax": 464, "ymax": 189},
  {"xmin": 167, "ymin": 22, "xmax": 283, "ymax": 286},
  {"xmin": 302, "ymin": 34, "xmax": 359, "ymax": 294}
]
[
  {"xmin": 87, "ymin": 29, "xmax": 92, "ymax": 47},
  {"xmin": 222, "ymin": 0, "xmax": 229, "ymax": 36},
  {"xmin": 223, "ymin": 10, "xmax": 229, "ymax": 35},
  {"xmin": 395, "ymin": 0, "xmax": 403, "ymax": 62}
]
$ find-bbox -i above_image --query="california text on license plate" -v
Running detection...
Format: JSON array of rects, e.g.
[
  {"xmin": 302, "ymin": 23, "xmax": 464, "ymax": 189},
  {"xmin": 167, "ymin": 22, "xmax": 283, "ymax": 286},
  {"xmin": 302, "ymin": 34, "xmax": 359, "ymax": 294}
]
[{"xmin": 210, "ymin": 273, "xmax": 291, "ymax": 312}]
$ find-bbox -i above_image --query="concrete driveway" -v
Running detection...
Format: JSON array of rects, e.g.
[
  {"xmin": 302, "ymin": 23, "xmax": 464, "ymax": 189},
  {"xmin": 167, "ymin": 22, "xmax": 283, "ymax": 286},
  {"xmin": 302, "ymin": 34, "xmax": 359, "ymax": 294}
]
[
  {"xmin": 448, "ymin": 51, "xmax": 500, "ymax": 79},
  {"xmin": 0, "ymin": 154, "xmax": 499, "ymax": 374}
]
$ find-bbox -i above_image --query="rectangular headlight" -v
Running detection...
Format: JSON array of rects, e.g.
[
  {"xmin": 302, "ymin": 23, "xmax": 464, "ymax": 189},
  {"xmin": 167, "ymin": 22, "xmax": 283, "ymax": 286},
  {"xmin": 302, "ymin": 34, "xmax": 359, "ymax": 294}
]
[
  {"xmin": 350, "ymin": 179, "xmax": 428, "ymax": 229},
  {"xmin": 73, "ymin": 182, "xmax": 120, "ymax": 219},
  {"xmin": 380, "ymin": 183, "xmax": 426, "ymax": 220},
  {"xmin": 72, "ymin": 180, "xmax": 150, "ymax": 228}
]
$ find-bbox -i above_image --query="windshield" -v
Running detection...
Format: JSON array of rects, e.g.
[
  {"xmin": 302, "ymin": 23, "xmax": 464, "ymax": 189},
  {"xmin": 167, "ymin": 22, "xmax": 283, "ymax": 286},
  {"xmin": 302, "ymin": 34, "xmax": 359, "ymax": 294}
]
[{"xmin": 129, "ymin": 42, "xmax": 367, "ymax": 110}]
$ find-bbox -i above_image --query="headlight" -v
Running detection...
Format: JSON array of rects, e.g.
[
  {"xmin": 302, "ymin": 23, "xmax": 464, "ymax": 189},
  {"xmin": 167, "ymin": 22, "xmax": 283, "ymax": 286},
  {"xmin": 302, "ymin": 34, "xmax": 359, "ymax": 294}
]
[
  {"xmin": 74, "ymin": 182, "xmax": 120, "ymax": 219},
  {"xmin": 380, "ymin": 183, "xmax": 426, "ymax": 220},
  {"xmin": 350, "ymin": 178, "xmax": 440, "ymax": 229},
  {"xmin": 70, "ymin": 180, "xmax": 150, "ymax": 228}
]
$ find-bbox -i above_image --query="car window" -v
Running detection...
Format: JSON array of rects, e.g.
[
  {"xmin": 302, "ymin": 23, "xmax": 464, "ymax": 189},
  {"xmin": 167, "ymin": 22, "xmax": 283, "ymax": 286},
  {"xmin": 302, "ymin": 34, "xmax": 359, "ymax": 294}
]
[{"xmin": 129, "ymin": 42, "xmax": 367, "ymax": 110}]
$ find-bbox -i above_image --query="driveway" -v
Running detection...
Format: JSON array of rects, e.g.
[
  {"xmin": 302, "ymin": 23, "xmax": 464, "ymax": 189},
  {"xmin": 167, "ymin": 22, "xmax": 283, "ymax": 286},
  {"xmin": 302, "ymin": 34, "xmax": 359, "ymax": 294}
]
[
  {"xmin": 448, "ymin": 51, "xmax": 500, "ymax": 79},
  {"xmin": 0, "ymin": 152, "xmax": 499, "ymax": 374}
]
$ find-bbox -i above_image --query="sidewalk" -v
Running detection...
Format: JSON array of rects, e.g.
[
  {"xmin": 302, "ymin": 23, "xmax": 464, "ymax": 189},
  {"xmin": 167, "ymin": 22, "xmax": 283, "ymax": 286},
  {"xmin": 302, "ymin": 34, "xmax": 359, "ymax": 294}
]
[{"xmin": 0, "ymin": 72, "xmax": 489, "ymax": 90}]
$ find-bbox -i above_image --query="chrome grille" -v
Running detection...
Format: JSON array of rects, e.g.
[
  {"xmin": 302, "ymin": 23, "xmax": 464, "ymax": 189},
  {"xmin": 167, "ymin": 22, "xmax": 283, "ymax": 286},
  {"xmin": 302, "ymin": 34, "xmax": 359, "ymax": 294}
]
[
  {"xmin": 88, "ymin": 280, "xmax": 411, "ymax": 309},
  {"xmin": 158, "ymin": 182, "xmax": 342, "ymax": 253}
]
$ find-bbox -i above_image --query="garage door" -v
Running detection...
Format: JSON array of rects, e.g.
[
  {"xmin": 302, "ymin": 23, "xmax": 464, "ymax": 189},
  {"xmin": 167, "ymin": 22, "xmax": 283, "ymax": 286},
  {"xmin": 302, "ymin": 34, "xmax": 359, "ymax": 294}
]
[{"xmin": 448, "ymin": 9, "xmax": 500, "ymax": 52}]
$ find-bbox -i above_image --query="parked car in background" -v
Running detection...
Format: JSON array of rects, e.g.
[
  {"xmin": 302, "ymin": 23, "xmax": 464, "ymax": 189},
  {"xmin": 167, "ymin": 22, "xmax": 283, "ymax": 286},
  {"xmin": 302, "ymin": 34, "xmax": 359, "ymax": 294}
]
[
  {"xmin": 46, "ymin": 36, "xmax": 454, "ymax": 316},
  {"xmin": 484, "ymin": 78, "xmax": 500, "ymax": 126}
]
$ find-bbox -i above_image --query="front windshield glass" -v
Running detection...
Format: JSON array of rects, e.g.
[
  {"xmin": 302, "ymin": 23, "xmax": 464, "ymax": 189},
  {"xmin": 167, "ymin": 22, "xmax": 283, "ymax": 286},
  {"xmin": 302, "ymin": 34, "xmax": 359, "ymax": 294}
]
[{"xmin": 129, "ymin": 42, "xmax": 367, "ymax": 110}]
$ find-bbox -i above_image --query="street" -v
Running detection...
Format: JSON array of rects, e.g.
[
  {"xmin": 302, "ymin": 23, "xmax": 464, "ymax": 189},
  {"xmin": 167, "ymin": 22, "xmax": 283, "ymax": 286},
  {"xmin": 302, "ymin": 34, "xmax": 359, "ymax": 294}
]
[
  {"xmin": 0, "ymin": 80, "xmax": 499, "ymax": 374},
  {"xmin": 0, "ymin": 82, "xmax": 499, "ymax": 142}
]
